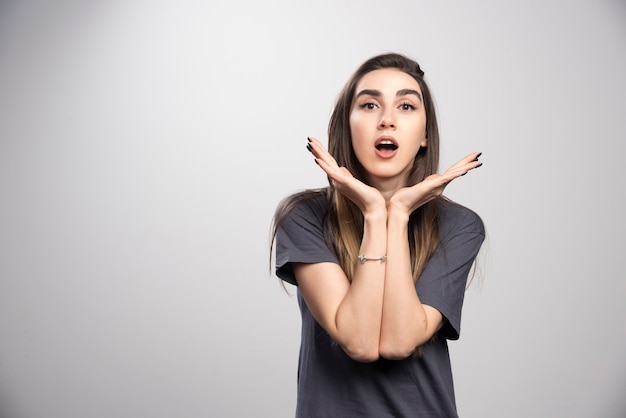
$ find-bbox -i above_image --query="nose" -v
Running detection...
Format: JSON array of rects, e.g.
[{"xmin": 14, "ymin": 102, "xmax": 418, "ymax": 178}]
[{"xmin": 378, "ymin": 112, "xmax": 396, "ymax": 129}]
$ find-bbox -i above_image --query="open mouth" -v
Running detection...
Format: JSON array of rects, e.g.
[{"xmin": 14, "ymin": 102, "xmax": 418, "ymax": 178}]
[{"xmin": 375, "ymin": 140, "xmax": 398, "ymax": 151}]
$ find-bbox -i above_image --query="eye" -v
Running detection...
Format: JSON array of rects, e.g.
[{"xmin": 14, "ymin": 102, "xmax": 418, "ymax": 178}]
[
  {"xmin": 399, "ymin": 102, "xmax": 416, "ymax": 111},
  {"xmin": 359, "ymin": 102, "xmax": 378, "ymax": 110}
]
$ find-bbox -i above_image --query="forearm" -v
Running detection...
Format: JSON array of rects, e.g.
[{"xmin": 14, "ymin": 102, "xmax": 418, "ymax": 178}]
[
  {"xmin": 379, "ymin": 209, "xmax": 431, "ymax": 359},
  {"xmin": 335, "ymin": 211, "xmax": 387, "ymax": 361}
]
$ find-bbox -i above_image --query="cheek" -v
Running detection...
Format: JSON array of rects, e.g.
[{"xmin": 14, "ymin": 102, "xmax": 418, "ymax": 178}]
[
  {"xmin": 407, "ymin": 115, "xmax": 427, "ymax": 142},
  {"xmin": 349, "ymin": 115, "xmax": 370, "ymax": 162},
  {"xmin": 349, "ymin": 113, "xmax": 359, "ymax": 133},
  {"xmin": 350, "ymin": 114, "xmax": 363, "ymax": 145},
  {"xmin": 349, "ymin": 113, "xmax": 370, "ymax": 142}
]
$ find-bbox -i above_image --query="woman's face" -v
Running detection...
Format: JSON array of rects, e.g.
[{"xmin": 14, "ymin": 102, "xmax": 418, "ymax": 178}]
[{"xmin": 349, "ymin": 68, "xmax": 427, "ymax": 187}]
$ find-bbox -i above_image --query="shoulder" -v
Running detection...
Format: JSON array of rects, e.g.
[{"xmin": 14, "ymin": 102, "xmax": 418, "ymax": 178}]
[
  {"xmin": 274, "ymin": 188, "xmax": 328, "ymax": 229},
  {"xmin": 436, "ymin": 197, "xmax": 485, "ymax": 240},
  {"xmin": 276, "ymin": 188, "xmax": 329, "ymax": 223},
  {"xmin": 274, "ymin": 189, "xmax": 336, "ymax": 284}
]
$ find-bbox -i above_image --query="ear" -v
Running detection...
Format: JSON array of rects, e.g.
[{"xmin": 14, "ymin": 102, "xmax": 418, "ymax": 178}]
[{"xmin": 420, "ymin": 134, "xmax": 428, "ymax": 148}]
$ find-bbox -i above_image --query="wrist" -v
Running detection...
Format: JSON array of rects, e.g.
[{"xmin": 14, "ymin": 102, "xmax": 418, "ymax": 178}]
[
  {"xmin": 386, "ymin": 202, "xmax": 410, "ymax": 224},
  {"xmin": 363, "ymin": 206, "xmax": 388, "ymax": 224}
]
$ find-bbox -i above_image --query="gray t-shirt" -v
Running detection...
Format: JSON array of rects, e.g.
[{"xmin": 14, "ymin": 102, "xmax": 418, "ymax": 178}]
[{"xmin": 276, "ymin": 192, "xmax": 485, "ymax": 417}]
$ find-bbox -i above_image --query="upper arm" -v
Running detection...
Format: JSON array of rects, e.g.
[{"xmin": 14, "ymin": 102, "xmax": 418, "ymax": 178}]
[
  {"xmin": 292, "ymin": 261, "xmax": 351, "ymax": 341},
  {"xmin": 422, "ymin": 304, "xmax": 444, "ymax": 337},
  {"xmin": 416, "ymin": 204, "xmax": 485, "ymax": 340}
]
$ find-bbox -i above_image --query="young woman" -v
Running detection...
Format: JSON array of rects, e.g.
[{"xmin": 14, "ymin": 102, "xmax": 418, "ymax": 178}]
[{"xmin": 271, "ymin": 52, "xmax": 485, "ymax": 417}]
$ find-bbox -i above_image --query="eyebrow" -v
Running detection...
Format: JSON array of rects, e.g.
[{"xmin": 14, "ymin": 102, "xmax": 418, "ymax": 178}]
[{"xmin": 355, "ymin": 88, "xmax": 422, "ymax": 102}]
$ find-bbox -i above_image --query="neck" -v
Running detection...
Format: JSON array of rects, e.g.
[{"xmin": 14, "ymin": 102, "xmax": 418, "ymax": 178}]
[{"xmin": 368, "ymin": 176, "xmax": 407, "ymax": 205}]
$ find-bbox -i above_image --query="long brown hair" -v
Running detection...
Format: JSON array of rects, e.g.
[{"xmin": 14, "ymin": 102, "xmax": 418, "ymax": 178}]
[{"xmin": 271, "ymin": 52, "xmax": 441, "ymax": 282}]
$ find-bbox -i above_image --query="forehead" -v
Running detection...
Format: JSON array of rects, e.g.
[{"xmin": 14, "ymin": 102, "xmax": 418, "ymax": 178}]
[{"xmin": 355, "ymin": 68, "xmax": 422, "ymax": 94}]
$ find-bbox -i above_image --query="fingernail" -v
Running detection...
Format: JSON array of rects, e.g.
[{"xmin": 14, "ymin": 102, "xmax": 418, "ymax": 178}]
[
  {"xmin": 307, "ymin": 137, "xmax": 311, "ymax": 142},
  {"xmin": 461, "ymin": 171, "xmax": 467, "ymax": 176},
  {"xmin": 473, "ymin": 152, "xmax": 482, "ymax": 161},
  {"xmin": 314, "ymin": 158, "xmax": 319, "ymax": 165},
  {"xmin": 306, "ymin": 144, "xmax": 312, "ymax": 152},
  {"xmin": 476, "ymin": 162, "xmax": 483, "ymax": 168}
]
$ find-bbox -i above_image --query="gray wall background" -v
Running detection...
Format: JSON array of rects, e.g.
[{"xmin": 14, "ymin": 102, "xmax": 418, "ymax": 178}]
[{"xmin": 1, "ymin": 1, "xmax": 625, "ymax": 417}]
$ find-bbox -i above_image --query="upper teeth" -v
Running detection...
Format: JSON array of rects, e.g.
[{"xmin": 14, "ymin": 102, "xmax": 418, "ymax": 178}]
[{"xmin": 380, "ymin": 140, "xmax": 393, "ymax": 145}]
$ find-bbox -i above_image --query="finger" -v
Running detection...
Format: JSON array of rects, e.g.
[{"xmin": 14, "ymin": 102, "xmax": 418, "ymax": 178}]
[
  {"xmin": 458, "ymin": 160, "xmax": 483, "ymax": 177},
  {"xmin": 462, "ymin": 153, "xmax": 484, "ymax": 173},
  {"xmin": 444, "ymin": 152, "xmax": 483, "ymax": 176},
  {"xmin": 307, "ymin": 137, "xmax": 330, "ymax": 157},
  {"xmin": 442, "ymin": 163, "xmax": 481, "ymax": 181},
  {"xmin": 446, "ymin": 152, "xmax": 482, "ymax": 170},
  {"xmin": 307, "ymin": 137, "xmax": 337, "ymax": 167},
  {"xmin": 306, "ymin": 137, "xmax": 331, "ymax": 169},
  {"xmin": 313, "ymin": 152, "xmax": 347, "ymax": 183}
]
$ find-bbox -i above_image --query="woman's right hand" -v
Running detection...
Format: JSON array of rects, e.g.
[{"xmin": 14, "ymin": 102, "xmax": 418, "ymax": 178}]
[{"xmin": 307, "ymin": 137, "xmax": 386, "ymax": 216}]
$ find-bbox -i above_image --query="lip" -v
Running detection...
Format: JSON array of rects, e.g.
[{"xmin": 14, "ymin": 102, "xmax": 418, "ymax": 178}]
[
  {"xmin": 374, "ymin": 135, "xmax": 398, "ymax": 159},
  {"xmin": 374, "ymin": 135, "xmax": 398, "ymax": 147}
]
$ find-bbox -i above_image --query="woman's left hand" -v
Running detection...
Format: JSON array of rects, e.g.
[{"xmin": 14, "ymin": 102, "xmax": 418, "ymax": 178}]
[{"xmin": 389, "ymin": 152, "xmax": 483, "ymax": 216}]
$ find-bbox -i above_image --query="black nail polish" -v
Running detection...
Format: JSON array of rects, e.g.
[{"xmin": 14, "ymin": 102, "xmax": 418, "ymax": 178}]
[
  {"xmin": 307, "ymin": 144, "xmax": 312, "ymax": 152},
  {"xmin": 476, "ymin": 162, "xmax": 483, "ymax": 168},
  {"xmin": 307, "ymin": 137, "xmax": 311, "ymax": 142},
  {"xmin": 473, "ymin": 152, "xmax": 482, "ymax": 162},
  {"xmin": 314, "ymin": 158, "xmax": 319, "ymax": 165}
]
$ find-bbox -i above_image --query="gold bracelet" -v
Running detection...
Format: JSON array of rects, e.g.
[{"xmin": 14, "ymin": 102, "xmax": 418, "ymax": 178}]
[{"xmin": 357, "ymin": 255, "xmax": 387, "ymax": 264}]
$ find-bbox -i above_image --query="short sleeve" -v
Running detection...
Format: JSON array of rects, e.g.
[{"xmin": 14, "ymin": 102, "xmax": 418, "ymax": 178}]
[
  {"xmin": 275, "ymin": 196, "xmax": 339, "ymax": 286},
  {"xmin": 416, "ymin": 200, "xmax": 485, "ymax": 340}
]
